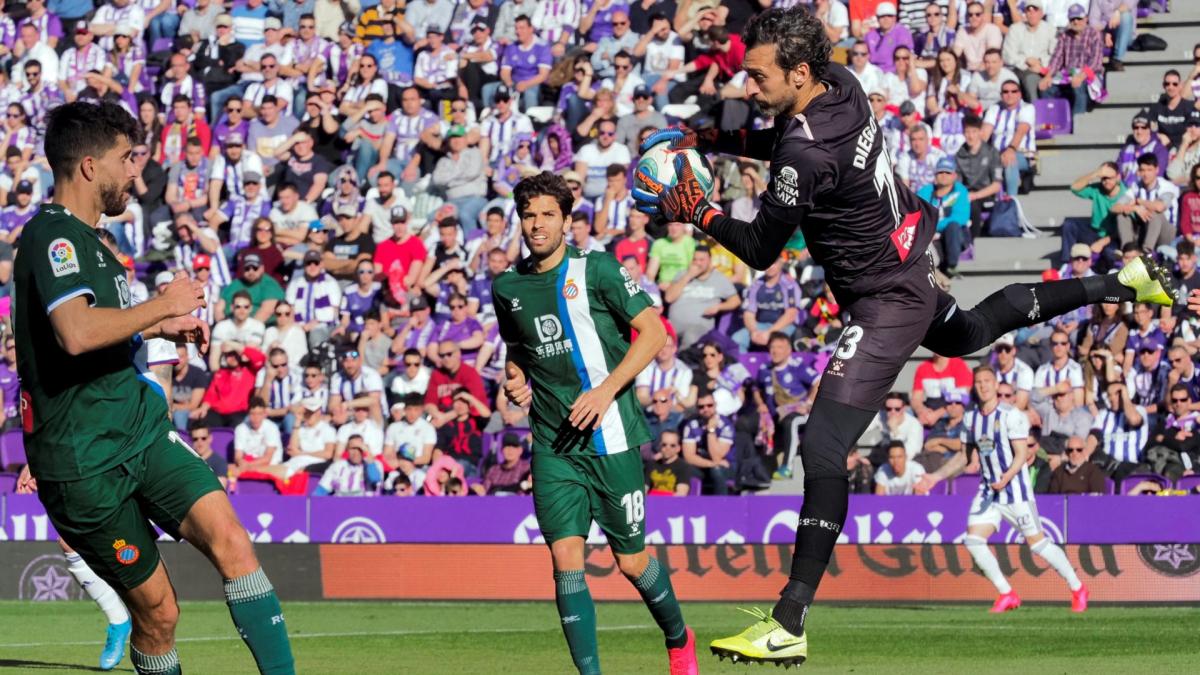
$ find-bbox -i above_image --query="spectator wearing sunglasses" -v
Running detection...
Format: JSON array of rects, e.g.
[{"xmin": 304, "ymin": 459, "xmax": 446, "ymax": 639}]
[
  {"xmin": 186, "ymin": 422, "xmax": 230, "ymax": 489},
  {"xmin": 1116, "ymin": 112, "xmax": 1171, "ymax": 188},
  {"xmin": 263, "ymin": 300, "xmax": 309, "ymax": 368},
  {"xmin": 1047, "ymin": 436, "xmax": 1106, "ymax": 494},
  {"xmin": 287, "ymin": 249, "xmax": 343, "ymax": 347}
]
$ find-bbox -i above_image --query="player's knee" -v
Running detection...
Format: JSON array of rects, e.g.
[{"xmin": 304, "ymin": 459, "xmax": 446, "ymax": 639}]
[
  {"xmin": 963, "ymin": 534, "xmax": 988, "ymax": 551},
  {"xmin": 213, "ymin": 524, "xmax": 259, "ymax": 578},
  {"xmin": 131, "ymin": 593, "xmax": 180, "ymax": 644}
]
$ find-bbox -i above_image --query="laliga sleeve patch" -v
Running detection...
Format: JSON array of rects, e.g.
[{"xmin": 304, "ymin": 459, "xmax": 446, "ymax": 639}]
[{"xmin": 48, "ymin": 238, "xmax": 80, "ymax": 277}]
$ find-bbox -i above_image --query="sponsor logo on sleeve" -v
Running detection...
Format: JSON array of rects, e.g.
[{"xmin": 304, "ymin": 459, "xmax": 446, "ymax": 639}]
[
  {"xmin": 776, "ymin": 166, "xmax": 799, "ymax": 206},
  {"xmin": 48, "ymin": 238, "xmax": 79, "ymax": 277}
]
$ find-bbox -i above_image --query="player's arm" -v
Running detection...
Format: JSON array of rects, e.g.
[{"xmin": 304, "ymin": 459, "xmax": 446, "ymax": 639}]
[
  {"xmin": 992, "ymin": 438, "xmax": 1028, "ymax": 491},
  {"xmin": 569, "ymin": 307, "xmax": 667, "ymax": 430},
  {"xmin": 635, "ymin": 145, "xmax": 834, "ymax": 271},
  {"xmin": 49, "ymin": 274, "xmax": 207, "ymax": 356}
]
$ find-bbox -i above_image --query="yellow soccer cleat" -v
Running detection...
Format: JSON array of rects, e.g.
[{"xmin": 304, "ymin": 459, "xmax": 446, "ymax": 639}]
[
  {"xmin": 1118, "ymin": 255, "xmax": 1176, "ymax": 307},
  {"xmin": 709, "ymin": 607, "xmax": 807, "ymax": 668}
]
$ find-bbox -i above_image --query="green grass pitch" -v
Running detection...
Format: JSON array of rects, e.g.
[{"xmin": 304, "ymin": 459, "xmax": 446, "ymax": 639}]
[{"xmin": 0, "ymin": 601, "xmax": 1195, "ymax": 673}]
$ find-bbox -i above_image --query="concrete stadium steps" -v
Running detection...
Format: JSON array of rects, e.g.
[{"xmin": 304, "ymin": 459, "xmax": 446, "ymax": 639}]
[
  {"xmin": 960, "ymin": 235, "xmax": 1058, "ymax": 273},
  {"xmin": 1033, "ymin": 144, "xmax": 1122, "ymax": 186}
]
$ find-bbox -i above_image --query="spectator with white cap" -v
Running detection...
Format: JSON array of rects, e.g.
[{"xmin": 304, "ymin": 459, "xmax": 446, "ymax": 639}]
[
  {"xmin": 993, "ymin": 332, "xmax": 1035, "ymax": 410},
  {"xmin": 1003, "ymin": 0, "xmax": 1057, "ymax": 102},
  {"xmin": 865, "ymin": 3, "xmax": 913, "ymax": 74}
]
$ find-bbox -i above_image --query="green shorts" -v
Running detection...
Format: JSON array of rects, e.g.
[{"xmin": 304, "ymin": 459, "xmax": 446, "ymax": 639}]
[
  {"xmin": 37, "ymin": 428, "xmax": 223, "ymax": 591},
  {"xmin": 531, "ymin": 451, "xmax": 646, "ymax": 555}
]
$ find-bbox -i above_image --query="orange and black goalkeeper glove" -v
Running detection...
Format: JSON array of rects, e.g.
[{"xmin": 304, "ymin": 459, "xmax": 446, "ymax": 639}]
[{"xmin": 659, "ymin": 153, "xmax": 719, "ymax": 230}]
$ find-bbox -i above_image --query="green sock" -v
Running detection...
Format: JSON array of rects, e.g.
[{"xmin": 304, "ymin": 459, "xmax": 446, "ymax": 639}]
[
  {"xmin": 224, "ymin": 568, "xmax": 296, "ymax": 675},
  {"xmin": 632, "ymin": 556, "xmax": 688, "ymax": 648},
  {"xmin": 554, "ymin": 569, "xmax": 600, "ymax": 675},
  {"xmin": 130, "ymin": 645, "xmax": 181, "ymax": 674}
]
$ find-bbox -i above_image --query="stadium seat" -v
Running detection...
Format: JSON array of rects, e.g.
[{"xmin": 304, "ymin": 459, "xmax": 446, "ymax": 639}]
[
  {"xmin": 1, "ymin": 429, "xmax": 25, "ymax": 471},
  {"xmin": 1103, "ymin": 477, "xmax": 1117, "ymax": 495},
  {"xmin": 209, "ymin": 427, "xmax": 236, "ymax": 462},
  {"xmin": 1120, "ymin": 472, "xmax": 1170, "ymax": 494},
  {"xmin": 737, "ymin": 352, "xmax": 771, "ymax": 381},
  {"xmin": 1175, "ymin": 475, "xmax": 1200, "ymax": 492},
  {"xmin": 689, "ymin": 476, "xmax": 702, "ymax": 496},
  {"xmin": 236, "ymin": 478, "xmax": 278, "ymax": 495},
  {"xmin": 951, "ymin": 474, "xmax": 981, "ymax": 496},
  {"xmin": 1033, "ymin": 98, "xmax": 1072, "ymax": 140},
  {"xmin": 0, "ymin": 472, "xmax": 17, "ymax": 493}
]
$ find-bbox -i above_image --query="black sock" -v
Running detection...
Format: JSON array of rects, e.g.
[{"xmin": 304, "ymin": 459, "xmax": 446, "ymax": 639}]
[
  {"xmin": 772, "ymin": 476, "xmax": 849, "ymax": 636},
  {"xmin": 977, "ymin": 277, "xmax": 1132, "ymax": 337}
]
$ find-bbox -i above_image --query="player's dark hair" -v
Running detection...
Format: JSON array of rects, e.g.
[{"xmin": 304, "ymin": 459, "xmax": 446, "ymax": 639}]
[
  {"xmin": 743, "ymin": 7, "xmax": 832, "ymax": 80},
  {"xmin": 768, "ymin": 331, "xmax": 791, "ymax": 346},
  {"xmin": 514, "ymin": 171, "xmax": 573, "ymax": 221},
  {"xmin": 249, "ymin": 396, "xmax": 267, "ymax": 409},
  {"xmin": 1178, "ymin": 239, "xmax": 1195, "ymax": 256},
  {"xmin": 45, "ymin": 101, "xmax": 141, "ymax": 182},
  {"xmin": 1136, "ymin": 152, "xmax": 1159, "ymax": 168}
]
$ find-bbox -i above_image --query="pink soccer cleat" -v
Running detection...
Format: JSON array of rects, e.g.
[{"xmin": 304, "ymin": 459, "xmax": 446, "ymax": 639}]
[
  {"xmin": 990, "ymin": 591, "xmax": 1021, "ymax": 613},
  {"xmin": 668, "ymin": 626, "xmax": 699, "ymax": 675},
  {"xmin": 1071, "ymin": 584, "xmax": 1089, "ymax": 613}
]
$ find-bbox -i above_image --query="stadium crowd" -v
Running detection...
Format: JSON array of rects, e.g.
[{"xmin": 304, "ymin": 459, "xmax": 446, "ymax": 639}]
[{"xmin": 0, "ymin": 0, "xmax": 1195, "ymax": 498}]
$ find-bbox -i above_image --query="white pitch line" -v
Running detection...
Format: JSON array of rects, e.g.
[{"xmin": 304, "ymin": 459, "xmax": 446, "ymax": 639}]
[{"xmin": 0, "ymin": 624, "xmax": 655, "ymax": 649}]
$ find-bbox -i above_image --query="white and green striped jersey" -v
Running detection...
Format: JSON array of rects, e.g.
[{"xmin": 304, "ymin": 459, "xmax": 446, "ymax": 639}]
[{"xmin": 492, "ymin": 246, "xmax": 654, "ymax": 456}]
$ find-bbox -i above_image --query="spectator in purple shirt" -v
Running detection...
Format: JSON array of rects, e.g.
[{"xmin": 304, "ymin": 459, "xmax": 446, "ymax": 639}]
[
  {"xmin": 734, "ymin": 257, "xmax": 802, "ymax": 352},
  {"xmin": 428, "ymin": 293, "xmax": 484, "ymax": 367},
  {"xmin": 0, "ymin": 179, "xmax": 36, "ymax": 244},
  {"xmin": 494, "ymin": 15, "xmax": 552, "ymax": 110},
  {"xmin": 866, "ymin": 2, "xmax": 914, "ymax": 74},
  {"xmin": 0, "ymin": 336, "xmax": 17, "ymax": 428},
  {"xmin": 682, "ymin": 391, "xmax": 736, "ymax": 495}
]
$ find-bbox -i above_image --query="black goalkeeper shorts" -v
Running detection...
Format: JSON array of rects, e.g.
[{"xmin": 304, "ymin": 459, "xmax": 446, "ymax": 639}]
[{"xmin": 817, "ymin": 253, "xmax": 957, "ymax": 411}]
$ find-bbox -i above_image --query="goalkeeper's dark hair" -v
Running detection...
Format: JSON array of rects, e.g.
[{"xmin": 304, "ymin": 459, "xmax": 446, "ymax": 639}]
[
  {"xmin": 743, "ymin": 6, "xmax": 832, "ymax": 80},
  {"xmin": 514, "ymin": 171, "xmax": 573, "ymax": 220},
  {"xmin": 45, "ymin": 101, "xmax": 142, "ymax": 183}
]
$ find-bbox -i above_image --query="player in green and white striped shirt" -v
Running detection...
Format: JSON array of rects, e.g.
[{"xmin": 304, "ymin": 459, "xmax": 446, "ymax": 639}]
[{"xmin": 493, "ymin": 172, "xmax": 698, "ymax": 675}]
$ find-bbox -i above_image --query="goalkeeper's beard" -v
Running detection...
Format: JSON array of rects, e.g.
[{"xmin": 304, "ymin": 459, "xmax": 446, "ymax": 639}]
[{"xmin": 756, "ymin": 90, "xmax": 798, "ymax": 119}]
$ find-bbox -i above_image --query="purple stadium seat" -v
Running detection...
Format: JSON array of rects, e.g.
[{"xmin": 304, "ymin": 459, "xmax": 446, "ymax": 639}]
[
  {"xmin": 151, "ymin": 38, "xmax": 173, "ymax": 53},
  {"xmin": 951, "ymin": 474, "xmax": 981, "ymax": 496},
  {"xmin": 306, "ymin": 476, "xmax": 323, "ymax": 495},
  {"xmin": 738, "ymin": 352, "xmax": 771, "ymax": 381},
  {"xmin": 0, "ymin": 472, "xmax": 17, "ymax": 493},
  {"xmin": 1033, "ymin": 98, "xmax": 1072, "ymax": 140},
  {"xmin": 1175, "ymin": 475, "xmax": 1200, "ymax": 492},
  {"xmin": 1120, "ymin": 473, "xmax": 1169, "ymax": 494},
  {"xmin": 925, "ymin": 478, "xmax": 949, "ymax": 495},
  {"xmin": 236, "ymin": 478, "xmax": 278, "ymax": 495},
  {"xmin": 1, "ymin": 428, "xmax": 26, "ymax": 470},
  {"xmin": 1103, "ymin": 476, "xmax": 1116, "ymax": 495},
  {"xmin": 689, "ymin": 476, "xmax": 703, "ymax": 496},
  {"xmin": 209, "ymin": 427, "xmax": 236, "ymax": 461}
]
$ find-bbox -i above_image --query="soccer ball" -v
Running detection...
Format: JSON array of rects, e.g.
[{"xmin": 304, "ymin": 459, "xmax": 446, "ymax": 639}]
[{"xmin": 635, "ymin": 142, "xmax": 716, "ymax": 200}]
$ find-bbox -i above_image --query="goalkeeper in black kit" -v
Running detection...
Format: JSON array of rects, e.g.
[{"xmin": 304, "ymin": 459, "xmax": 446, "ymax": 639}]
[{"xmin": 633, "ymin": 6, "xmax": 1175, "ymax": 667}]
